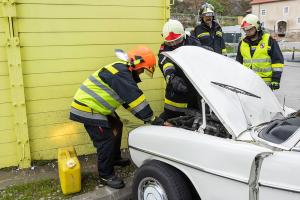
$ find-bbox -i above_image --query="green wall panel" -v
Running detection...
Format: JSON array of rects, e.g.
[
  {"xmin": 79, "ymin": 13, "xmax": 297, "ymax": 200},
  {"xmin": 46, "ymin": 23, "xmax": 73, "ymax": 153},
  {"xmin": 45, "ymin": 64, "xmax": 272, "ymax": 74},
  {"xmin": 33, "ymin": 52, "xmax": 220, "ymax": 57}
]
[
  {"xmin": 0, "ymin": 116, "xmax": 14, "ymax": 131},
  {"xmin": 0, "ymin": 103, "xmax": 12, "ymax": 117},
  {"xmin": 0, "ymin": 155, "xmax": 18, "ymax": 169},
  {"xmin": 17, "ymin": 0, "xmax": 164, "ymax": 7},
  {"xmin": 0, "ymin": 89, "xmax": 11, "ymax": 104},
  {"xmin": 19, "ymin": 32, "xmax": 162, "ymax": 46},
  {"xmin": 0, "ymin": 130, "xmax": 16, "ymax": 144},
  {"xmin": 17, "ymin": 4, "xmax": 164, "ymax": 19},
  {"xmin": 18, "ymin": 19, "xmax": 164, "ymax": 33},
  {"xmin": 0, "ymin": 62, "xmax": 8, "ymax": 76},
  {"xmin": 31, "ymin": 144, "xmax": 95, "ymax": 160},
  {"xmin": 0, "ymin": 13, "xmax": 17, "ymax": 167},
  {"xmin": 21, "ymin": 44, "xmax": 160, "ymax": 61},
  {"xmin": 0, "ymin": 32, "xmax": 6, "ymax": 46},
  {"xmin": 22, "ymin": 58, "xmax": 115, "ymax": 74},
  {"xmin": 0, "ymin": 47, "xmax": 7, "ymax": 61},
  {"xmin": 0, "ymin": 142, "xmax": 17, "ymax": 157}
]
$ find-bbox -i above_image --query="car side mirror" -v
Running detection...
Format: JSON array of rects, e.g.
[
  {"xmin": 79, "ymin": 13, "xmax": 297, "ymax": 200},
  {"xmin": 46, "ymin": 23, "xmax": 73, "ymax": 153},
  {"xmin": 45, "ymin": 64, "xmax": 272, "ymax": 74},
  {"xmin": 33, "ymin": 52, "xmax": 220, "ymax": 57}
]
[{"xmin": 115, "ymin": 49, "xmax": 129, "ymax": 62}]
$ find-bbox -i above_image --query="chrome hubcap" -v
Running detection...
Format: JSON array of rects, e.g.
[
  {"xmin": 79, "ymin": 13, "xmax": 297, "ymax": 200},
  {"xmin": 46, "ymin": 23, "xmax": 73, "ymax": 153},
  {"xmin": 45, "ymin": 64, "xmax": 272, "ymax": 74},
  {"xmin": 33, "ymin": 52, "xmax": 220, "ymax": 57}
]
[{"xmin": 138, "ymin": 177, "xmax": 168, "ymax": 200}]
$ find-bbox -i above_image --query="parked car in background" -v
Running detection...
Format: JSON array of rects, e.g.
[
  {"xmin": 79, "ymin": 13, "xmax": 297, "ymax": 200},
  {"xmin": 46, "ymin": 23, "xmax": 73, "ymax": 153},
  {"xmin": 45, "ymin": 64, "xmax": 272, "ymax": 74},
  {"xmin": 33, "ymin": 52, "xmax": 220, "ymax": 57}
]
[
  {"xmin": 129, "ymin": 46, "xmax": 300, "ymax": 200},
  {"xmin": 222, "ymin": 25, "xmax": 243, "ymax": 43}
]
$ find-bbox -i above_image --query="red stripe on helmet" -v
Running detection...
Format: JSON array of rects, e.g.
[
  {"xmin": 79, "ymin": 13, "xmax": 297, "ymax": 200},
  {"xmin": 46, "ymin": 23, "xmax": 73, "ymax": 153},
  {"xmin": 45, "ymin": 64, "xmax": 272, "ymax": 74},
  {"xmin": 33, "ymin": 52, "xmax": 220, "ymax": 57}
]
[
  {"xmin": 241, "ymin": 21, "xmax": 251, "ymax": 28},
  {"xmin": 165, "ymin": 32, "xmax": 182, "ymax": 41}
]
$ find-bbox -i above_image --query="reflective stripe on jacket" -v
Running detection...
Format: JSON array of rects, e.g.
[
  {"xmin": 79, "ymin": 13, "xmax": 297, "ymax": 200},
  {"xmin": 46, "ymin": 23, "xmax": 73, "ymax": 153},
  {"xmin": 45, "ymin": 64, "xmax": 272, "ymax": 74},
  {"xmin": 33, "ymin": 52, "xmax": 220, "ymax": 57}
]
[
  {"xmin": 241, "ymin": 33, "xmax": 273, "ymax": 83},
  {"xmin": 70, "ymin": 62, "xmax": 153, "ymax": 127},
  {"xmin": 164, "ymin": 98, "xmax": 188, "ymax": 113},
  {"xmin": 158, "ymin": 35, "xmax": 202, "ymax": 113},
  {"xmin": 193, "ymin": 21, "xmax": 227, "ymax": 55},
  {"xmin": 73, "ymin": 62, "xmax": 124, "ymax": 116}
]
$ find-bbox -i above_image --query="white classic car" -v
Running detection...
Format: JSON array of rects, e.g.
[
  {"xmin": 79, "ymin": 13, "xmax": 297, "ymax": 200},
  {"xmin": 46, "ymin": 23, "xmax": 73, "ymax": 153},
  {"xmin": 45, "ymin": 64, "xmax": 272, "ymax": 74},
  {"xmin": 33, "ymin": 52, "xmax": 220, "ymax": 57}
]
[{"xmin": 128, "ymin": 46, "xmax": 300, "ymax": 200}]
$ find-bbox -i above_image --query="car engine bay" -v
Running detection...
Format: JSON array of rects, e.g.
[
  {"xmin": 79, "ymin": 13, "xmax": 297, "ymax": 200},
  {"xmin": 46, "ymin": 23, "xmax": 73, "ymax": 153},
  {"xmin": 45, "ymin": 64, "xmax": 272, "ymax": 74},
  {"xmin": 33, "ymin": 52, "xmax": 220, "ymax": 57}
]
[{"xmin": 166, "ymin": 106, "xmax": 232, "ymax": 139}]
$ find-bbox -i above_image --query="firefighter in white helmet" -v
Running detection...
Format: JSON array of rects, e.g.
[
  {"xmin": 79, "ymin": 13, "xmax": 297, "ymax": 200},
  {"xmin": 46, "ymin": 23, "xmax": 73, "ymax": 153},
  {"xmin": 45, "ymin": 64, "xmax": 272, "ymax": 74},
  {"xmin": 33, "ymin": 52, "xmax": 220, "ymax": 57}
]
[
  {"xmin": 158, "ymin": 19, "xmax": 203, "ymax": 120},
  {"xmin": 236, "ymin": 14, "xmax": 284, "ymax": 90},
  {"xmin": 193, "ymin": 3, "xmax": 227, "ymax": 55}
]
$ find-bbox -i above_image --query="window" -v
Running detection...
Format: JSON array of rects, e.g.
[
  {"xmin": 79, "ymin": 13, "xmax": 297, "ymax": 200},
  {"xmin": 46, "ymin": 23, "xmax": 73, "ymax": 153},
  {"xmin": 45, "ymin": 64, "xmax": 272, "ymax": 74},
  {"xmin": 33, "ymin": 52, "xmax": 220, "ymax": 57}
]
[
  {"xmin": 298, "ymin": 17, "xmax": 300, "ymax": 24},
  {"xmin": 261, "ymin": 9, "xmax": 266, "ymax": 16},
  {"xmin": 283, "ymin": 6, "xmax": 289, "ymax": 15}
]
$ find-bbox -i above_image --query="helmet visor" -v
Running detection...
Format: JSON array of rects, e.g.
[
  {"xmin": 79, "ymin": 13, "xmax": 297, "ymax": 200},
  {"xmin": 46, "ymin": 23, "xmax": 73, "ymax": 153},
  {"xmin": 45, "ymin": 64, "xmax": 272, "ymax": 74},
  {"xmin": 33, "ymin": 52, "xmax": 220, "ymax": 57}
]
[
  {"xmin": 202, "ymin": 12, "xmax": 214, "ymax": 17},
  {"xmin": 242, "ymin": 25, "xmax": 255, "ymax": 32}
]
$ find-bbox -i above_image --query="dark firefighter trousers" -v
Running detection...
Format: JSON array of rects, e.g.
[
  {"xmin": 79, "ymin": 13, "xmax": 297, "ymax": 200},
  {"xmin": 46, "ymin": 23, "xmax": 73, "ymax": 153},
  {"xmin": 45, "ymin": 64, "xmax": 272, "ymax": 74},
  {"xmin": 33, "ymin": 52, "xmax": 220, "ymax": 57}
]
[{"xmin": 84, "ymin": 115, "xmax": 123, "ymax": 178}]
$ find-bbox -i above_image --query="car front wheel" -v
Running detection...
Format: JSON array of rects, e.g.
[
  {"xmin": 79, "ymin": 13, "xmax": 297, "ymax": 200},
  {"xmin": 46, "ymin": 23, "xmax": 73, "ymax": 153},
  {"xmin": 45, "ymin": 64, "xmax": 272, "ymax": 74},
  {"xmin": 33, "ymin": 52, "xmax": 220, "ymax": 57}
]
[{"xmin": 132, "ymin": 160, "xmax": 193, "ymax": 200}]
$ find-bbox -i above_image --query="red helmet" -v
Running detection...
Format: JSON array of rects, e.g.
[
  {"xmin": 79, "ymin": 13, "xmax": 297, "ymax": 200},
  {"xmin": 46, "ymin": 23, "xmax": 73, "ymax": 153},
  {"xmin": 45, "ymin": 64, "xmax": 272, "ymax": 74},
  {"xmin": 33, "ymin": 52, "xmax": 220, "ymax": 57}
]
[{"xmin": 127, "ymin": 46, "xmax": 156, "ymax": 76}]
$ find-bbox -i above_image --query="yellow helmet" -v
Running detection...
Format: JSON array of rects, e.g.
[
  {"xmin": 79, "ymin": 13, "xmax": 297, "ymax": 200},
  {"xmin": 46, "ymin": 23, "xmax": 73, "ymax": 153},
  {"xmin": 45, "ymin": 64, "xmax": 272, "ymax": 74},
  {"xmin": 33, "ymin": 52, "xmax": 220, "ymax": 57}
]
[{"xmin": 162, "ymin": 19, "xmax": 185, "ymax": 46}]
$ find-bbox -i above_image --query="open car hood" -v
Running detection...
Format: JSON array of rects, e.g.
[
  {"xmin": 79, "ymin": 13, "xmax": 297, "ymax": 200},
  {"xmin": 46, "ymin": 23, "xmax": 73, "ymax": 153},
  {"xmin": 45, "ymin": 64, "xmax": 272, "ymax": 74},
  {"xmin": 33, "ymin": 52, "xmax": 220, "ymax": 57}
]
[{"xmin": 162, "ymin": 46, "xmax": 284, "ymax": 138}]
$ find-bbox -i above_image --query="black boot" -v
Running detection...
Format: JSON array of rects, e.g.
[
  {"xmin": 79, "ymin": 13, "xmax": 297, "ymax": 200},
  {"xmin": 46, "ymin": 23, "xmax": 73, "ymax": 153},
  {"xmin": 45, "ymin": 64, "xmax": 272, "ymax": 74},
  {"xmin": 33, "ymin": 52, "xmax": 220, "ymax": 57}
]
[
  {"xmin": 100, "ymin": 175, "xmax": 125, "ymax": 189},
  {"xmin": 113, "ymin": 158, "xmax": 131, "ymax": 167}
]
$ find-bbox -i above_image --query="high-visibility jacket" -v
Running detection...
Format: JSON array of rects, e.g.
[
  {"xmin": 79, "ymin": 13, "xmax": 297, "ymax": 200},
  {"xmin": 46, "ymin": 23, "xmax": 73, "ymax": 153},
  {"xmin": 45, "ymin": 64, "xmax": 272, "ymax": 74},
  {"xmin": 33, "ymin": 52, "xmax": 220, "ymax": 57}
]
[
  {"xmin": 237, "ymin": 32, "xmax": 284, "ymax": 85},
  {"xmin": 70, "ymin": 62, "xmax": 153, "ymax": 127},
  {"xmin": 158, "ymin": 35, "xmax": 201, "ymax": 113},
  {"xmin": 193, "ymin": 20, "xmax": 227, "ymax": 55}
]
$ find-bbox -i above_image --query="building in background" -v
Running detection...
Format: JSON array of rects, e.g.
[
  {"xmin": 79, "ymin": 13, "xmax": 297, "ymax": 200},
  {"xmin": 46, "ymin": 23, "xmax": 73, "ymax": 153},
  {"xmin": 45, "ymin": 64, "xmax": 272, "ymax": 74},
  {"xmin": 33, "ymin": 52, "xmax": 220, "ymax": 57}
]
[{"xmin": 251, "ymin": 0, "xmax": 300, "ymax": 40}]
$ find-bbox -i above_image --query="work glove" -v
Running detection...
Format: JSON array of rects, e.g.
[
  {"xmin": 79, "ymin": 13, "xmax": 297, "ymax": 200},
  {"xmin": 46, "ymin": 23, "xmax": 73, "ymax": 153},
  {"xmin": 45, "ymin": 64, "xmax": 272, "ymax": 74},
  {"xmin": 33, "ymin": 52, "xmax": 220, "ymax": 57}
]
[
  {"xmin": 270, "ymin": 81, "xmax": 280, "ymax": 90},
  {"xmin": 169, "ymin": 75, "xmax": 188, "ymax": 93},
  {"xmin": 148, "ymin": 116, "xmax": 165, "ymax": 126}
]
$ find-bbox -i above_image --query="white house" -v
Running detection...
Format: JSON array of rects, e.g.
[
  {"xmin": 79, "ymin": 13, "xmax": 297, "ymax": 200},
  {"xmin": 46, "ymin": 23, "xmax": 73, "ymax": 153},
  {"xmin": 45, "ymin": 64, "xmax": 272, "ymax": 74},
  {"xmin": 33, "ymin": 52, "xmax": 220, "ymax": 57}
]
[{"xmin": 251, "ymin": 0, "xmax": 300, "ymax": 40}]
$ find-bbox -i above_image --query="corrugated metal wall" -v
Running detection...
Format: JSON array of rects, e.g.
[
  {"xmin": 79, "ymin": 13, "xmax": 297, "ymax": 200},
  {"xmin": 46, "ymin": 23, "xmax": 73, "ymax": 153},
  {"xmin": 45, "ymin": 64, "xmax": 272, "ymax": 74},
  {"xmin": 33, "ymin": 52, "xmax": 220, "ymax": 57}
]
[{"xmin": 0, "ymin": 0, "xmax": 169, "ymax": 168}]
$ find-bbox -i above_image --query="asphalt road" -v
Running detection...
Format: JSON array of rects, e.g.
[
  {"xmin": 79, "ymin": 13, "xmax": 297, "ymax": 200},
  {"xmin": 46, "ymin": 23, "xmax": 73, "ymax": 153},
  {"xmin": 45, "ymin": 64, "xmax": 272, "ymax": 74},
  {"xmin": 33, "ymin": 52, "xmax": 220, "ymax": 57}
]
[{"xmin": 274, "ymin": 61, "xmax": 300, "ymax": 111}]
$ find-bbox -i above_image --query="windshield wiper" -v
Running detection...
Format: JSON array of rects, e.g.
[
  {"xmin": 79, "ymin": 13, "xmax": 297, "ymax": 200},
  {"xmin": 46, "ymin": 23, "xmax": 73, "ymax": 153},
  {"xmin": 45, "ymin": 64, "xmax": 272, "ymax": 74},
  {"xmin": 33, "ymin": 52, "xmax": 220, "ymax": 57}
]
[
  {"xmin": 211, "ymin": 81, "xmax": 261, "ymax": 99},
  {"xmin": 211, "ymin": 81, "xmax": 262, "ymax": 129}
]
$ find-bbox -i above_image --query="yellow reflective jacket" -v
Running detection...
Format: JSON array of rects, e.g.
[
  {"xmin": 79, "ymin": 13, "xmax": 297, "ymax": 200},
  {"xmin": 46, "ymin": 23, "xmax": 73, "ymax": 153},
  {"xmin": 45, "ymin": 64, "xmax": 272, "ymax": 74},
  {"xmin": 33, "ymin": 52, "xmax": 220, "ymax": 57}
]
[
  {"xmin": 240, "ymin": 33, "xmax": 272, "ymax": 83},
  {"xmin": 70, "ymin": 62, "xmax": 153, "ymax": 127},
  {"xmin": 73, "ymin": 63, "xmax": 124, "ymax": 116}
]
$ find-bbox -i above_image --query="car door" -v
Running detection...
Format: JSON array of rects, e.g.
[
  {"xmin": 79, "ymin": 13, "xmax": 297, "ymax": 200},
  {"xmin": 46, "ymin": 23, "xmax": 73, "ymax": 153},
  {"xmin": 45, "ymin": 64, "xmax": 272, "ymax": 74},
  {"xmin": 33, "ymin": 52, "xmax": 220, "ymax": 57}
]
[{"xmin": 259, "ymin": 151, "xmax": 300, "ymax": 200}]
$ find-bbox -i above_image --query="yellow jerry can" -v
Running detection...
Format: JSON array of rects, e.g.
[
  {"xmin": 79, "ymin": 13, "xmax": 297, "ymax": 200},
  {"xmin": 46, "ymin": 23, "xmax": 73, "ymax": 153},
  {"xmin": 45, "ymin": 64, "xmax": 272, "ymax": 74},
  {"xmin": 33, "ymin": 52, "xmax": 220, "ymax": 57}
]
[{"xmin": 58, "ymin": 146, "xmax": 81, "ymax": 195}]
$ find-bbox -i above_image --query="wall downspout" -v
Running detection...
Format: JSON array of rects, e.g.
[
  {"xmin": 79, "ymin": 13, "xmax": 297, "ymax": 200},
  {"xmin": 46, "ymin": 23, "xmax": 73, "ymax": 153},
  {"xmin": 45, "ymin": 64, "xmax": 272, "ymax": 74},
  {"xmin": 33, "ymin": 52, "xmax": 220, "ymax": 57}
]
[{"xmin": 1, "ymin": 0, "xmax": 31, "ymax": 168}]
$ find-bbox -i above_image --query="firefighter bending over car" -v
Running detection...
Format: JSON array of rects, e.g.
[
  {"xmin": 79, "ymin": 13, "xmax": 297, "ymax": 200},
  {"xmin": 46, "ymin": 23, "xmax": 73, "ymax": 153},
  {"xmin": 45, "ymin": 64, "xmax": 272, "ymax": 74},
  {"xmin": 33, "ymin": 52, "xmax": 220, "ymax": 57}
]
[
  {"xmin": 158, "ymin": 19, "xmax": 203, "ymax": 121},
  {"xmin": 69, "ymin": 46, "xmax": 163, "ymax": 189},
  {"xmin": 236, "ymin": 14, "xmax": 284, "ymax": 90},
  {"xmin": 193, "ymin": 3, "xmax": 227, "ymax": 55}
]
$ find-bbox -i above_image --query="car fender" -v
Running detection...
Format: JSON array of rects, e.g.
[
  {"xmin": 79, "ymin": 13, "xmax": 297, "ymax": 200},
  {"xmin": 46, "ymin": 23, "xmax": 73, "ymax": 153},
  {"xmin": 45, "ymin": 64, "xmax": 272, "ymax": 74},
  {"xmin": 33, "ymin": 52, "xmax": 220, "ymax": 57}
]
[{"xmin": 129, "ymin": 125, "xmax": 273, "ymax": 200}]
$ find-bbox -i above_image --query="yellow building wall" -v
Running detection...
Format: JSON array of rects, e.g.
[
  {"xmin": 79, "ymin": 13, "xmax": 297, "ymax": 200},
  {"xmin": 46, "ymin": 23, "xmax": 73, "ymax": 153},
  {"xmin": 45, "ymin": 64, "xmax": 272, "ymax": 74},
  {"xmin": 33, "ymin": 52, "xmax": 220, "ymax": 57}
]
[
  {"xmin": 0, "ymin": 0, "xmax": 169, "ymax": 168},
  {"xmin": 0, "ymin": 8, "xmax": 19, "ymax": 168},
  {"xmin": 0, "ymin": 10, "xmax": 18, "ymax": 168}
]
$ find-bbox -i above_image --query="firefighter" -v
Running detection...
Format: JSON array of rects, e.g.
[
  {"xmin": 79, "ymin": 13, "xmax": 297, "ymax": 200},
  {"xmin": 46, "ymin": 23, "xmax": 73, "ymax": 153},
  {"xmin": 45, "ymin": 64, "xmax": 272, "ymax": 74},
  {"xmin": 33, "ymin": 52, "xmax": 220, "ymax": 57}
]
[
  {"xmin": 158, "ymin": 19, "xmax": 203, "ymax": 120},
  {"xmin": 70, "ymin": 46, "xmax": 162, "ymax": 189},
  {"xmin": 193, "ymin": 3, "xmax": 227, "ymax": 55},
  {"xmin": 236, "ymin": 14, "xmax": 284, "ymax": 90}
]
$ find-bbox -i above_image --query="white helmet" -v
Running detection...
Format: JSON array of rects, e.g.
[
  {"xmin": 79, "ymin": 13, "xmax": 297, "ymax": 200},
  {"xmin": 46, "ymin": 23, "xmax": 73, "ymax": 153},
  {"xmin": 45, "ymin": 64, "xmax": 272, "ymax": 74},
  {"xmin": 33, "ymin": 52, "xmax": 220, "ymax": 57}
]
[
  {"xmin": 162, "ymin": 19, "xmax": 185, "ymax": 46},
  {"xmin": 199, "ymin": 3, "xmax": 215, "ymax": 17},
  {"xmin": 241, "ymin": 14, "xmax": 260, "ymax": 31}
]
